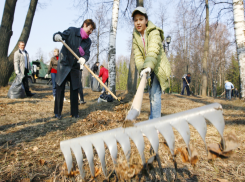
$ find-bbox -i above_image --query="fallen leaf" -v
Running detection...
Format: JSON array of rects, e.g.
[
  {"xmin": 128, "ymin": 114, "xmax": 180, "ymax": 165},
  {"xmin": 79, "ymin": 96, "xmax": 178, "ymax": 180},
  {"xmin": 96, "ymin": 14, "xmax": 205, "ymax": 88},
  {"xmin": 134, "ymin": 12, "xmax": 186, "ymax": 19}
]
[
  {"xmin": 95, "ymin": 167, "xmax": 102, "ymax": 177},
  {"xmin": 82, "ymin": 119, "xmax": 86, "ymax": 122},
  {"xmin": 222, "ymin": 133, "xmax": 239, "ymax": 152},
  {"xmin": 190, "ymin": 146, "xmax": 198, "ymax": 167},
  {"xmin": 215, "ymin": 178, "xmax": 228, "ymax": 182},
  {"xmin": 20, "ymin": 179, "xmax": 30, "ymax": 182},
  {"xmin": 208, "ymin": 143, "xmax": 234, "ymax": 160},
  {"xmin": 39, "ymin": 159, "xmax": 45, "ymax": 165},
  {"xmin": 175, "ymin": 147, "xmax": 189, "ymax": 163},
  {"xmin": 44, "ymin": 178, "xmax": 53, "ymax": 182},
  {"xmin": 122, "ymin": 120, "xmax": 134, "ymax": 128},
  {"xmin": 61, "ymin": 162, "xmax": 68, "ymax": 170},
  {"xmin": 33, "ymin": 146, "xmax": 38, "ymax": 151}
]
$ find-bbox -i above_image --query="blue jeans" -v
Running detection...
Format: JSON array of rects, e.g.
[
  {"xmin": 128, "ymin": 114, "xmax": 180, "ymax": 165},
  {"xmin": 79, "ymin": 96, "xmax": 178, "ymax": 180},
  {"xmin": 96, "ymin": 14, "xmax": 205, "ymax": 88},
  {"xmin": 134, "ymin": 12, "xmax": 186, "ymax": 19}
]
[
  {"xmin": 226, "ymin": 89, "xmax": 231, "ymax": 100},
  {"xmin": 51, "ymin": 73, "xmax": 56, "ymax": 96},
  {"xmin": 102, "ymin": 79, "xmax": 108, "ymax": 92},
  {"xmin": 149, "ymin": 73, "xmax": 162, "ymax": 119},
  {"xmin": 181, "ymin": 83, "xmax": 190, "ymax": 96}
]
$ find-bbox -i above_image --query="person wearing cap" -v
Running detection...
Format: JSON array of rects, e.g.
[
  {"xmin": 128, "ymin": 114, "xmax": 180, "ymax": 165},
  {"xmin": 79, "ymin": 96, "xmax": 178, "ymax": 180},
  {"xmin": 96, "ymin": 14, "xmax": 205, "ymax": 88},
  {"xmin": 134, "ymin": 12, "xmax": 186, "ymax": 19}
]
[
  {"xmin": 132, "ymin": 7, "xmax": 171, "ymax": 119},
  {"xmin": 224, "ymin": 80, "xmax": 234, "ymax": 100}
]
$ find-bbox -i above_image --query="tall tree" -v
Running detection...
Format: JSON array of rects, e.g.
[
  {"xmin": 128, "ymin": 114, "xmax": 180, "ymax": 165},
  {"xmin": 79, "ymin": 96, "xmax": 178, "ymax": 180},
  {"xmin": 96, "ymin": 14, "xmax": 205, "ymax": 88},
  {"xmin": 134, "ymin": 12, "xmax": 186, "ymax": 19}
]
[
  {"xmin": 201, "ymin": 0, "xmax": 209, "ymax": 96},
  {"xmin": 0, "ymin": 0, "xmax": 17, "ymax": 87},
  {"xmin": 0, "ymin": 0, "xmax": 38, "ymax": 87},
  {"xmin": 233, "ymin": 0, "xmax": 245, "ymax": 98},
  {"xmin": 89, "ymin": 4, "xmax": 110, "ymax": 64},
  {"xmin": 226, "ymin": 55, "xmax": 239, "ymax": 89},
  {"xmin": 108, "ymin": 0, "xmax": 120, "ymax": 94}
]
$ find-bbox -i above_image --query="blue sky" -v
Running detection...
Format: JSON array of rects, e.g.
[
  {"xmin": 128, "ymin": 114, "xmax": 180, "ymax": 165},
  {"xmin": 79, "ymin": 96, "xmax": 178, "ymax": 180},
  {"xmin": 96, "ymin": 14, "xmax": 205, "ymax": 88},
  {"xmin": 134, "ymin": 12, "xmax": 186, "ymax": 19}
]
[{"xmin": 0, "ymin": 0, "xmax": 175, "ymax": 64}]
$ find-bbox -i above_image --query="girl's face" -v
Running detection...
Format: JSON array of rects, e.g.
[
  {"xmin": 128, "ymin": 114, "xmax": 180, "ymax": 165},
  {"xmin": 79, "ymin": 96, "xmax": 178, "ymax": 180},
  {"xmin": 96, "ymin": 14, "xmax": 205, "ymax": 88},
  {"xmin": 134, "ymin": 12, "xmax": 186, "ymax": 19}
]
[
  {"xmin": 54, "ymin": 50, "xmax": 59, "ymax": 56},
  {"xmin": 134, "ymin": 14, "xmax": 148, "ymax": 35},
  {"xmin": 83, "ymin": 24, "xmax": 94, "ymax": 36}
]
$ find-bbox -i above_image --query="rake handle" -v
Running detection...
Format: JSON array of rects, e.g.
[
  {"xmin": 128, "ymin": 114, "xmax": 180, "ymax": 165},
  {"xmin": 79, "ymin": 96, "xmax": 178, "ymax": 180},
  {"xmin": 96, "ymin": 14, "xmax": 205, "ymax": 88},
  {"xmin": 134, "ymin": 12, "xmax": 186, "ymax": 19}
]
[
  {"xmin": 184, "ymin": 77, "xmax": 192, "ymax": 92},
  {"xmin": 60, "ymin": 40, "xmax": 119, "ymax": 101}
]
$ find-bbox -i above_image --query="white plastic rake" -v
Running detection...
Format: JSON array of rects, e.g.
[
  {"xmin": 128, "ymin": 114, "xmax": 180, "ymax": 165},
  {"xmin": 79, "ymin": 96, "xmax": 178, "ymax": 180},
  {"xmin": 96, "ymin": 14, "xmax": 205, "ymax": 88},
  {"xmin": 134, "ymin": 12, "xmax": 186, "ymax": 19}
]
[{"xmin": 60, "ymin": 102, "xmax": 225, "ymax": 179}]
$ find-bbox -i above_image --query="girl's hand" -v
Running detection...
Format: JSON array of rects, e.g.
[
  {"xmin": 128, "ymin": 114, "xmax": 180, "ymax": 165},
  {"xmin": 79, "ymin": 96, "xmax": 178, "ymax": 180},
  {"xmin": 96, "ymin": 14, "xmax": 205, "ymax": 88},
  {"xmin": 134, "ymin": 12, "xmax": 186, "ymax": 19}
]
[{"xmin": 140, "ymin": 67, "xmax": 151, "ymax": 78}]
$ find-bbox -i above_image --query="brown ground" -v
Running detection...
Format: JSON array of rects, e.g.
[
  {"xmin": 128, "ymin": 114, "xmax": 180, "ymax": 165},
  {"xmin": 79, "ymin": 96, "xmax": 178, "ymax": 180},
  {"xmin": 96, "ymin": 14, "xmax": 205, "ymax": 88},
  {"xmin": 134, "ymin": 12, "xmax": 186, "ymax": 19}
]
[{"xmin": 0, "ymin": 84, "xmax": 244, "ymax": 182}]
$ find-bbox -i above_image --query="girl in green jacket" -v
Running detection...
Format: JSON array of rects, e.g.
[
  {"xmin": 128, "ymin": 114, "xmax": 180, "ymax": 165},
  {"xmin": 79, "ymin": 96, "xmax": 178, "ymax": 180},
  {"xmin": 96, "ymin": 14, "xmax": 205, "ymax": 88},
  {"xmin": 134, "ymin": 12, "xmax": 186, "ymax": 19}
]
[{"xmin": 132, "ymin": 7, "xmax": 171, "ymax": 119}]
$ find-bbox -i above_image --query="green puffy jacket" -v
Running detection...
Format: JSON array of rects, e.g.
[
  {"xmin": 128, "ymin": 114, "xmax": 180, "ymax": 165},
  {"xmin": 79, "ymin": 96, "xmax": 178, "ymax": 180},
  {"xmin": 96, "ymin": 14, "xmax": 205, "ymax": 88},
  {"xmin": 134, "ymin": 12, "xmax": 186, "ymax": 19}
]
[{"xmin": 133, "ymin": 21, "xmax": 171, "ymax": 91}]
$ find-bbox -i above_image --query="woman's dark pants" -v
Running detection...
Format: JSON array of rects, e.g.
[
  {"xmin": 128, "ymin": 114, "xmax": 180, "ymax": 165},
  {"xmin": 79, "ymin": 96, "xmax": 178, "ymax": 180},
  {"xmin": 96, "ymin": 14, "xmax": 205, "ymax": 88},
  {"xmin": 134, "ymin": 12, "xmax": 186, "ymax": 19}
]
[{"xmin": 54, "ymin": 73, "xmax": 78, "ymax": 116}]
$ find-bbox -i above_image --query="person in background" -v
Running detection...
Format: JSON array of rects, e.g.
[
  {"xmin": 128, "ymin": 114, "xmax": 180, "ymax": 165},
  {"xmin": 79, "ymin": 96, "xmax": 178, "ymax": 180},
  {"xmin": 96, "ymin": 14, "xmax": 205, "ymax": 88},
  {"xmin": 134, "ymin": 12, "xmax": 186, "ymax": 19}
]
[
  {"xmin": 78, "ymin": 65, "xmax": 86, "ymax": 104},
  {"xmin": 91, "ymin": 62, "xmax": 99, "ymax": 88},
  {"xmin": 45, "ymin": 48, "xmax": 60, "ymax": 101},
  {"xmin": 53, "ymin": 19, "xmax": 96, "ymax": 119},
  {"xmin": 132, "ymin": 7, "xmax": 171, "ymax": 119},
  {"xmin": 181, "ymin": 73, "xmax": 191, "ymax": 96},
  {"xmin": 91, "ymin": 62, "xmax": 99, "ymax": 74},
  {"xmin": 225, "ymin": 80, "xmax": 234, "ymax": 100},
  {"xmin": 234, "ymin": 88, "xmax": 239, "ymax": 98},
  {"xmin": 32, "ymin": 64, "xmax": 38, "ymax": 79},
  {"xmin": 14, "ymin": 41, "xmax": 35, "ymax": 97},
  {"xmin": 98, "ymin": 65, "xmax": 108, "ymax": 93}
]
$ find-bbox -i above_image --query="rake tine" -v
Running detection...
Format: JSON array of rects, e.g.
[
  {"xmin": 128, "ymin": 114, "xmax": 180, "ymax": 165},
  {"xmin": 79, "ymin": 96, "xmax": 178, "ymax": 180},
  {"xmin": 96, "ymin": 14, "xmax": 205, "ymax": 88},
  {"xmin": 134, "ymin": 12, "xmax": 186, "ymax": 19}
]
[
  {"xmin": 70, "ymin": 142, "xmax": 85, "ymax": 179},
  {"xmin": 80, "ymin": 139, "xmax": 95, "ymax": 177},
  {"xmin": 170, "ymin": 118, "xmax": 191, "ymax": 156},
  {"xmin": 115, "ymin": 132, "xmax": 131, "ymax": 163},
  {"xmin": 103, "ymin": 136, "xmax": 118, "ymax": 166},
  {"xmin": 140, "ymin": 126, "xmax": 159, "ymax": 154},
  {"xmin": 60, "ymin": 140, "xmax": 73, "ymax": 173},
  {"xmin": 187, "ymin": 114, "xmax": 207, "ymax": 152},
  {"xmin": 125, "ymin": 127, "xmax": 146, "ymax": 164}
]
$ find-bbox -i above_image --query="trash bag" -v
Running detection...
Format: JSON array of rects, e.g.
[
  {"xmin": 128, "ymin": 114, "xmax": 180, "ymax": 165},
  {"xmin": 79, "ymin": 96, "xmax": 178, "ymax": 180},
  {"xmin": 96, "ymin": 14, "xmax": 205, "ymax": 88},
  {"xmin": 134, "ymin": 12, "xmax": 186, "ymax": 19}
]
[
  {"xmin": 7, "ymin": 74, "xmax": 26, "ymax": 99},
  {"xmin": 91, "ymin": 76, "xmax": 101, "ymax": 92},
  {"xmin": 98, "ymin": 92, "xmax": 113, "ymax": 102}
]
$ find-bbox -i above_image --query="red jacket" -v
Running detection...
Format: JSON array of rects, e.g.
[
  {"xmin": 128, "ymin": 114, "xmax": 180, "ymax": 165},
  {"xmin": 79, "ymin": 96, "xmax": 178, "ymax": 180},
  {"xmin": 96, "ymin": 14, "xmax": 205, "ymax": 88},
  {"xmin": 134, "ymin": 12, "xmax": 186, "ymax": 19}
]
[{"xmin": 98, "ymin": 67, "xmax": 108, "ymax": 83}]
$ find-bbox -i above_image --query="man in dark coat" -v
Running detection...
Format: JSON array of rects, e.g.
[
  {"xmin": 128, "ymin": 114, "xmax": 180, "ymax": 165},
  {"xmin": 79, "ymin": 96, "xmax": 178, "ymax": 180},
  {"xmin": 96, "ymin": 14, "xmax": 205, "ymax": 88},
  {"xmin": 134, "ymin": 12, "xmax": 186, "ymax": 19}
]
[
  {"xmin": 53, "ymin": 19, "xmax": 96, "ymax": 119},
  {"xmin": 181, "ymin": 73, "xmax": 191, "ymax": 96},
  {"xmin": 90, "ymin": 62, "xmax": 99, "ymax": 88},
  {"xmin": 91, "ymin": 62, "xmax": 99, "ymax": 74}
]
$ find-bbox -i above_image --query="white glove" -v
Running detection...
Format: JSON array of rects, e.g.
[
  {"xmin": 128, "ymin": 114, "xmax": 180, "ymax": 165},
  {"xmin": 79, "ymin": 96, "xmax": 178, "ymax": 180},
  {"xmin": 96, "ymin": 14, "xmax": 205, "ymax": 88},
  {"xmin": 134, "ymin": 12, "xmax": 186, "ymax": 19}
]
[
  {"xmin": 187, "ymin": 83, "xmax": 190, "ymax": 86},
  {"xmin": 54, "ymin": 34, "xmax": 62, "ymax": 42},
  {"xmin": 140, "ymin": 67, "xmax": 151, "ymax": 78},
  {"xmin": 80, "ymin": 64, "xmax": 84, "ymax": 70},
  {"xmin": 77, "ymin": 57, "xmax": 86, "ymax": 66},
  {"xmin": 45, "ymin": 74, "xmax": 48, "ymax": 78}
]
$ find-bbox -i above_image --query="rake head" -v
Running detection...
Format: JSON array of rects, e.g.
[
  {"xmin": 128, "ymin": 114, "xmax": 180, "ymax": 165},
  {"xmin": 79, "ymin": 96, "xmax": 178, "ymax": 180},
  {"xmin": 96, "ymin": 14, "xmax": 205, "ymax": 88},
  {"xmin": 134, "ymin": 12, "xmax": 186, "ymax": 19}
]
[{"xmin": 60, "ymin": 103, "xmax": 225, "ymax": 179}]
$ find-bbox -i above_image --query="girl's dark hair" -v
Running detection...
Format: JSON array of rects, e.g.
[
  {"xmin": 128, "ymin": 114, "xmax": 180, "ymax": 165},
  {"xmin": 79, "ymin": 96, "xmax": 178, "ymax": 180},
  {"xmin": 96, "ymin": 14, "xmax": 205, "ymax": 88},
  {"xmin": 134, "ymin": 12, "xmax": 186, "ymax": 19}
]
[
  {"xmin": 132, "ymin": 11, "xmax": 148, "ymax": 20},
  {"xmin": 82, "ymin": 19, "xmax": 96, "ymax": 29}
]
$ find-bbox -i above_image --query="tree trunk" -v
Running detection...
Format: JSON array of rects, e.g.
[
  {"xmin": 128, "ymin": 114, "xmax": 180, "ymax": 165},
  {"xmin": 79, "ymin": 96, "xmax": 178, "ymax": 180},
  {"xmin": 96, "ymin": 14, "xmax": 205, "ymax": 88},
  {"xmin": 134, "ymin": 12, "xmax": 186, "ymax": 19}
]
[
  {"xmin": 0, "ymin": 0, "xmax": 38, "ymax": 87},
  {"xmin": 137, "ymin": 0, "xmax": 144, "ymax": 6},
  {"xmin": 127, "ymin": 43, "xmax": 138, "ymax": 94},
  {"xmin": 108, "ymin": 0, "xmax": 120, "ymax": 94},
  {"xmin": 201, "ymin": 0, "xmax": 209, "ymax": 97},
  {"xmin": 97, "ymin": 23, "xmax": 100, "ymax": 63},
  {"xmin": 0, "ymin": 0, "xmax": 17, "ymax": 87},
  {"xmin": 233, "ymin": 0, "xmax": 245, "ymax": 98}
]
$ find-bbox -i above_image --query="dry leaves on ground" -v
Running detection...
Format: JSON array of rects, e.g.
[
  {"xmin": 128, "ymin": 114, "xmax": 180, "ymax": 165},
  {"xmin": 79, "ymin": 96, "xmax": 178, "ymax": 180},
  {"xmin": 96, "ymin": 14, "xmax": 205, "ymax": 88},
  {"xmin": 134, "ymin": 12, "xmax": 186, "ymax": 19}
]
[
  {"xmin": 208, "ymin": 132, "xmax": 239, "ymax": 160},
  {"xmin": 174, "ymin": 146, "xmax": 199, "ymax": 167}
]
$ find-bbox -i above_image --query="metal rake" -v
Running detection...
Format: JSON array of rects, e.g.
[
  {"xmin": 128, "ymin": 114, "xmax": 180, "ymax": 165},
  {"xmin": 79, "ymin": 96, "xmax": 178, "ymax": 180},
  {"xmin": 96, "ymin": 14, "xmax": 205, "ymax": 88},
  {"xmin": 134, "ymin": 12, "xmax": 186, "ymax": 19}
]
[{"xmin": 60, "ymin": 102, "xmax": 225, "ymax": 179}]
